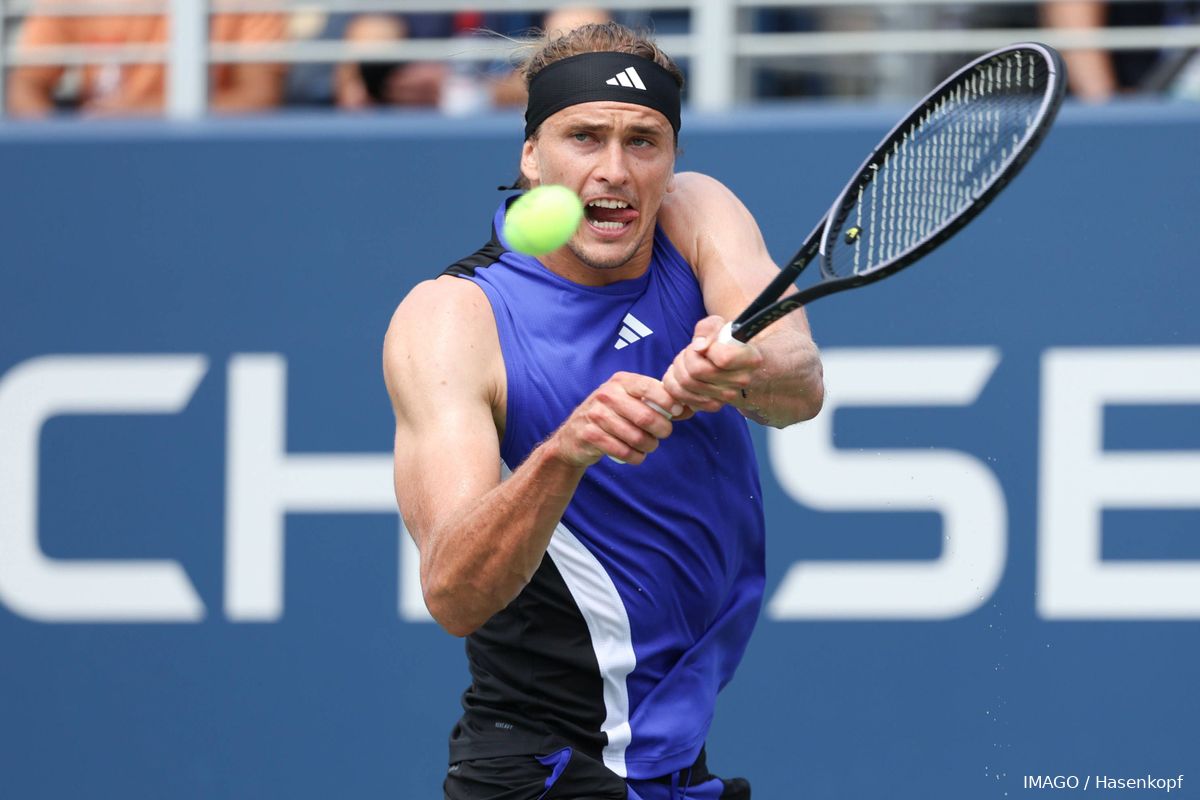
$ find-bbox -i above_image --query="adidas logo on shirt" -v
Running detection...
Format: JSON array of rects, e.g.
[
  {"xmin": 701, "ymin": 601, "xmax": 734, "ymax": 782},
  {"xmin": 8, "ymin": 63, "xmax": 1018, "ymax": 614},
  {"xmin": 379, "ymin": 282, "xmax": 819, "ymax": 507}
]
[
  {"xmin": 614, "ymin": 313, "xmax": 653, "ymax": 350},
  {"xmin": 606, "ymin": 67, "xmax": 647, "ymax": 91}
]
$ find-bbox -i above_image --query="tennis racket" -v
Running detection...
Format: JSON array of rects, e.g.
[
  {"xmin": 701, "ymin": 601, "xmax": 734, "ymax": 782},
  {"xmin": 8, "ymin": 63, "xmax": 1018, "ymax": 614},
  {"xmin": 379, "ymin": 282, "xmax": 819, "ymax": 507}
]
[{"xmin": 721, "ymin": 42, "xmax": 1066, "ymax": 344}]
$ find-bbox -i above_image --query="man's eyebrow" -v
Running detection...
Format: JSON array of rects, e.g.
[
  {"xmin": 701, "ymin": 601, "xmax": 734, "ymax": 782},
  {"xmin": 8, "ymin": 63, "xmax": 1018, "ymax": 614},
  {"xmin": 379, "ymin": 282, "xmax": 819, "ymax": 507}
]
[
  {"xmin": 565, "ymin": 119, "xmax": 668, "ymax": 137},
  {"xmin": 627, "ymin": 124, "xmax": 667, "ymax": 137}
]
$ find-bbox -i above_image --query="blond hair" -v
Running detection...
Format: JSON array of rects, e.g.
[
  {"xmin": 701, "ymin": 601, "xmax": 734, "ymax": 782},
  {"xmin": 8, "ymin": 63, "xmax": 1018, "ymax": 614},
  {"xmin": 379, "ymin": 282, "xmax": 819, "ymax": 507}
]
[
  {"xmin": 521, "ymin": 21, "xmax": 684, "ymax": 93},
  {"xmin": 504, "ymin": 22, "xmax": 684, "ymax": 190}
]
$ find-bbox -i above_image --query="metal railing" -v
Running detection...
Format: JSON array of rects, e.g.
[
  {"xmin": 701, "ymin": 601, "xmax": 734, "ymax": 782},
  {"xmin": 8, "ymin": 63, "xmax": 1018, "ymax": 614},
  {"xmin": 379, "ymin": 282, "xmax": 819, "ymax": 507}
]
[{"xmin": 2, "ymin": 0, "xmax": 1199, "ymax": 118}]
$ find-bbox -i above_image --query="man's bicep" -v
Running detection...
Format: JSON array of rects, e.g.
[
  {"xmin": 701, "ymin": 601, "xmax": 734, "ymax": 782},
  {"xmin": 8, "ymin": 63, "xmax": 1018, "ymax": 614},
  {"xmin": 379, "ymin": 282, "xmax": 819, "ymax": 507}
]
[
  {"xmin": 383, "ymin": 278, "xmax": 504, "ymax": 546},
  {"xmin": 683, "ymin": 174, "xmax": 814, "ymax": 340},
  {"xmin": 391, "ymin": 392, "xmax": 501, "ymax": 550}
]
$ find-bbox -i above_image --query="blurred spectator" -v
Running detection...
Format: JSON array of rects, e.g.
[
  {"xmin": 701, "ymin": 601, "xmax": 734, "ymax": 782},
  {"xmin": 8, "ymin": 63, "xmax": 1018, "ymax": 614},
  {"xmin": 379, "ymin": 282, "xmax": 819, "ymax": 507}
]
[
  {"xmin": 1040, "ymin": 1, "xmax": 1200, "ymax": 102},
  {"xmin": 491, "ymin": 6, "xmax": 615, "ymax": 108},
  {"xmin": 752, "ymin": 8, "xmax": 825, "ymax": 100},
  {"xmin": 332, "ymin": 11, "xmax": 540, "ymax": 112},
  {"xmin": 331, "ymin": 8, "xmax": 609, "ymax": 112},
  {"xmin": 286, "ymin": 11, "xmax": 462, "ymax": 107},
  {"xmin": 924, "ymin": 3, "xmax": 1038, "ymax": 96},
  {"xmin": 542, "ymin": 6, "xmax": 614, "ymax": 39},
  {"xmin": 334, "ymin": 13, "xmax": 448, "ymax": 109},
  {"xmin": 283, "ymin": 9, "xmax": 348, "ymax": 107},
  {"xmin": 6, "ymin": 1, "xmax": 286, "ymax": 117}
]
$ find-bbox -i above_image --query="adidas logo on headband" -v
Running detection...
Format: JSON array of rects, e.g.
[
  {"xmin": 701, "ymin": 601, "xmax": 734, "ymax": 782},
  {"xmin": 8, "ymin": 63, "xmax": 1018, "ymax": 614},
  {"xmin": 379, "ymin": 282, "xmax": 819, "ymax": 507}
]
[
  {"xmin": 606, "ymin": 67, "xmax": 647, "ymax": 90},
  {"xmin": 524, "ymin": 52, "xmax": 681, "ymax": 139}
]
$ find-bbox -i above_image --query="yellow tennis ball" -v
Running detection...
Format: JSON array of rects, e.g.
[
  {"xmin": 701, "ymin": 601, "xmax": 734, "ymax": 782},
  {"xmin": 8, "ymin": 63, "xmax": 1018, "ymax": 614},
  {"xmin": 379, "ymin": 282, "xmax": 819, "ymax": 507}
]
[{"xmin": 503, "ymin": 185, "xmax": 585, "ymax": 256}]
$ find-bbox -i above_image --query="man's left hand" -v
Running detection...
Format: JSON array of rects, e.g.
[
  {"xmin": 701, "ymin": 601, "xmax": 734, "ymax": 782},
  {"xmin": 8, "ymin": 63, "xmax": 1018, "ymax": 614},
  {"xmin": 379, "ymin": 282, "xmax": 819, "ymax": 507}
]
[{"xmin": 662, "ymin": 315, "xmax": 764, "ymax": 414}]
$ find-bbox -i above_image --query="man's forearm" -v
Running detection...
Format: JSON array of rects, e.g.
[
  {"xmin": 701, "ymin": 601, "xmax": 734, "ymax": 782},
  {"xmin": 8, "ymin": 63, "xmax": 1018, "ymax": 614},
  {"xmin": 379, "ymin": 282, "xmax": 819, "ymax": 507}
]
[
  {"xmin": 419, "ymin": 438, "xmax": 586, "ymax": 636},
  {"xmin": 735, "ymin": 328, "xmax": 824, "ymax": 428}
]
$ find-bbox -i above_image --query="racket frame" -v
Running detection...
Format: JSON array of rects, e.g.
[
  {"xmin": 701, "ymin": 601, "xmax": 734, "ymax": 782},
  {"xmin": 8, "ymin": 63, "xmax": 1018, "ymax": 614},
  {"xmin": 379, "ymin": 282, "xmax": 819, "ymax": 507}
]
[{"xmin": 728, "ymin": 41, "xmax": 1067, "ymax": 343}]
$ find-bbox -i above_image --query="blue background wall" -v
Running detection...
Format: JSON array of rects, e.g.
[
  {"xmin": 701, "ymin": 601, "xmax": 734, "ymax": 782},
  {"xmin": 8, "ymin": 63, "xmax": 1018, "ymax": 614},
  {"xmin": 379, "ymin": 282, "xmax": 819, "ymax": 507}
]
[{"xmin": 1, "ymin": 103, "xmax": 1198, "ymax": 798}]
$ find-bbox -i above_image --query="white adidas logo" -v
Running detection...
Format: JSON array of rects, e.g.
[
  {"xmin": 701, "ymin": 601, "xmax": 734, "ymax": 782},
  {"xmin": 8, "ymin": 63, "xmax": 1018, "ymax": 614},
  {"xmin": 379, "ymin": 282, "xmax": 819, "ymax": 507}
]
[
  {"xmin": 614, "ymin": 313, "xmax": 653, "ymax": 350},
  {"xmin": 606, "ymin": 67, "xmax": 647, "ymax": 90}
]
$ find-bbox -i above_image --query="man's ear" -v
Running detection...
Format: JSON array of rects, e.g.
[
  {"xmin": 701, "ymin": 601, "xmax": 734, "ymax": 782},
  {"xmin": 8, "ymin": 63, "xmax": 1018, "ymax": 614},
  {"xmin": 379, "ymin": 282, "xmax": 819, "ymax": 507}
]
[
  {"xmin": 665, "ymin": 170, "xmax": 676, "ymax": 194},
  {"xmin": 520, "ymin": 138, "xmax": 540, "ymax": 185}
]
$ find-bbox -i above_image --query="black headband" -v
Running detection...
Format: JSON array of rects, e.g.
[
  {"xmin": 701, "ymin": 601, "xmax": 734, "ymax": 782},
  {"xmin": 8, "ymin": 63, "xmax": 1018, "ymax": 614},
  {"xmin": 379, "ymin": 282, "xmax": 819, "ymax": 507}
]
[{"xmin": 524, "ymin": 51, "xmax": 682, "ymax": 140}]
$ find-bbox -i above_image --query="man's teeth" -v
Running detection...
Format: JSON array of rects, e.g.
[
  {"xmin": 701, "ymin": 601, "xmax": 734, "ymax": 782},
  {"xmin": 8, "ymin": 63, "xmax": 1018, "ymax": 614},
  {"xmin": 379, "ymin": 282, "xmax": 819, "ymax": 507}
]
[{"xmin": 586, "ymin": 199, "xmax": 631, "ymax": 230}]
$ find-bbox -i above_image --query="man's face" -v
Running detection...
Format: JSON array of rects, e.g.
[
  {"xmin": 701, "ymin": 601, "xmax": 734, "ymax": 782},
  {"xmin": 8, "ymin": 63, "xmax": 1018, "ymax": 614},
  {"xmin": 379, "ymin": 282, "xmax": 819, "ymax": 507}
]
[{"xmin": 521, "ymin": 101, "xmax": 676, "ymax": 278}]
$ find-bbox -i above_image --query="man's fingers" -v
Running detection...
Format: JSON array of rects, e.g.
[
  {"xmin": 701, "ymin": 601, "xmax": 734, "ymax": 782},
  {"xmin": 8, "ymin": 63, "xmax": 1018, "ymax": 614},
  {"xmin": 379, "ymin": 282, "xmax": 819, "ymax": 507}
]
[
  {"xmin": 557, "ymin": 373, "xmax": 679, "ymax": 468},
  {"xmin": 662, "ymin": 370, "xmax": 725, "ymax": 413},
  {"xmin": 689, "ymin": 317, "xmax": 762, "ymax": 372},
  {"xmin": 644, "ymin": 399, "xmax": 672, "ymax": 419},
  {"xmin": 640, "ymin": 389, "xmax": 683, "ymax": 420},
  {"xmin": 579, "ymin": 410, "xmax": 654, "ymax": 465},
  {"xmin": 587, "ymin": 375, "xmax": 678, "ymax": 463},
  {"xmin": 716, "ymin": 320, "xmax": 741, "ymax": 347},
  {"xmin": 616, "ymin": 373, "xmax": 683, "ymax": 421},
  {"xmin": 595, "ymin": 404, "xmax": 665, "ymax": 454},
  {"xmin": 660, "ymin": 325, "xmax": 759, "ymax": 415},
  {"xmin": 679, "ymin": 347, "xmax": 753, "ymax": 392},
  {"xmin": 691, "ymin": 315, "xmax": 727, "ymax": 344},
  {"xmin": 707, "ymin": 342, "xmax": 763, "ymax": 372}
]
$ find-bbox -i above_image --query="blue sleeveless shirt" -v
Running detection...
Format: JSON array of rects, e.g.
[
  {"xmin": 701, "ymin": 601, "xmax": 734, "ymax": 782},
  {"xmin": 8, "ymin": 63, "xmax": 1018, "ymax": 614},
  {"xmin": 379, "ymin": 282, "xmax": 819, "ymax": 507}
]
[{"xmin": 444, "ymin": 200, "xmax": 765, "ymax": 780}]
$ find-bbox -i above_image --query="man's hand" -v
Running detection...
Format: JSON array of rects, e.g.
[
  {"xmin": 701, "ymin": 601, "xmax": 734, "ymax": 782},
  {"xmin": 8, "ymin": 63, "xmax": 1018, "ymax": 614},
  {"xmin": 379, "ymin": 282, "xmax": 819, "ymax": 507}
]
[
  {"xmin": 662, "ymin": 316, "xmax": 765, "ymax": 414},
  {"xmin": 552, "ymin": 372, "xmax": 682, "ymax": 467}
]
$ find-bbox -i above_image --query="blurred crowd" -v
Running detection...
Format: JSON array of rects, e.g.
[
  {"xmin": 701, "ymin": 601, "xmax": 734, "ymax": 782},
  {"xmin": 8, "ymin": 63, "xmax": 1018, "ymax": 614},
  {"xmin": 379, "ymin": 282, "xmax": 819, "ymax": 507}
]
[{"xmin": 3, "ymin": 1, "xmax": 1198, "ymax": 118}]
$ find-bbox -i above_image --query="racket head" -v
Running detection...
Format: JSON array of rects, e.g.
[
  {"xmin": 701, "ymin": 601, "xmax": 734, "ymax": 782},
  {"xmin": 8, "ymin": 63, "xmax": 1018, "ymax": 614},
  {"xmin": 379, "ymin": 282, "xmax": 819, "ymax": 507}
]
[{"xmin": 818, "ymin": 42, "xmax": 1066, "ymax": 282}]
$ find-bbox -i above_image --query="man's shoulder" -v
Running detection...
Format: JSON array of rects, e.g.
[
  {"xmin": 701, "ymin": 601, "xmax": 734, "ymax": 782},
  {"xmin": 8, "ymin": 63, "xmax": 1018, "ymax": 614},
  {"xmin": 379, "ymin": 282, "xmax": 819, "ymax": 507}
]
[
  {"xmin": 662, "ymin": 172, "xmax": 749, "ymax": 229},
  {"xmin": 670, "ymin": 171, "xmax": 739, "ymax": 202},
  {"xmin": 672, "ymin": 170, "xmax": 723, "ymax": 189},
  {"xmin": 388, "ymin": 276, "xmax": 493, "ymax": 342},
  {"xmin": 384, "ymin": 276, "xmax": 502, "ymax": 406},
  {"xmin": 660, "ymin": 172, "xmax": 751, "ymax": 263}
]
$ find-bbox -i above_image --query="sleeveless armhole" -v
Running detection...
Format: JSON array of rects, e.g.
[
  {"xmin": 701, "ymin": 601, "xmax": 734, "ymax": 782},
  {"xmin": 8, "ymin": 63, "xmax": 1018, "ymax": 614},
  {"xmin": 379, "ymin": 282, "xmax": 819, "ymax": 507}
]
[
  {"xmin": 442, "ymin": 235, "xmax": 507, "ymax": 279},
  {"xmin": 439, "ymin": 233, "xmax": 524, "ymax": 465},
  {"xmin": 650, "ymin": 224, "xmax": 711, "ymax": 334}
]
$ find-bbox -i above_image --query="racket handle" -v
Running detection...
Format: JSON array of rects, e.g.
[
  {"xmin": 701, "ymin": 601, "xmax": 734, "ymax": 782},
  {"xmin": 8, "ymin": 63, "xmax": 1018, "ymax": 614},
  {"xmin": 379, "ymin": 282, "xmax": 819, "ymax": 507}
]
[
  {"xmin": 610, "ymin": 399, "xmax": 674, "ymax": 465},
  {"xmin": 717, "ymin": 321, "xmax": 746, "ymax": 346},
  {"xmin": 644, "ymin": 399, "xmax": 673, "ymax": 419}
]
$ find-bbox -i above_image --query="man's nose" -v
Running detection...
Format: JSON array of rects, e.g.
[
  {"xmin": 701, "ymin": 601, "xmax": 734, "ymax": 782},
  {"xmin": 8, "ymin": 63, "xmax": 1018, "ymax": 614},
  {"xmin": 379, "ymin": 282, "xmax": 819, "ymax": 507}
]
[{"xmin": 593, "ymin": 139, "xmax": 631, "ymax": 185}]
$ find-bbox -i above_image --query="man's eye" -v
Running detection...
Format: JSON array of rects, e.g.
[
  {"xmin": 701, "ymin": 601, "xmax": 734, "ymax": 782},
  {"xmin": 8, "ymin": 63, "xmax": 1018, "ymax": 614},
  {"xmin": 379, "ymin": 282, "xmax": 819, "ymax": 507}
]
[
  {"xmin": 631, "ymin": 137, "xmax": 652, "ymax": 147},
  {"xmin": 572, "ymin": 133, "xmax": 592, "ymax": 142}
]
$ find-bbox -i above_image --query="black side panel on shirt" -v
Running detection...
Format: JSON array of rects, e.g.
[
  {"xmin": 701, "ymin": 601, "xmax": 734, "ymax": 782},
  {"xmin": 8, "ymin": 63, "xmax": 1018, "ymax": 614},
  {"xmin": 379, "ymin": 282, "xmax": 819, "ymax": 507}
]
[
  {"xmin": 448, "ymin": 554, "xmax": 608, "ymax": 764},
  {"xmin": 442, "ymin": 233, "xmax": 505, "ymax": 278}
]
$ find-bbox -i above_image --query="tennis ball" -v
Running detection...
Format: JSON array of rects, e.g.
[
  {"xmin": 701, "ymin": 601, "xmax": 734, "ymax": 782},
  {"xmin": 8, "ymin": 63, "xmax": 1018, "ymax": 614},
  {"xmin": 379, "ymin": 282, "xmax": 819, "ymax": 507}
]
[{"xmin": 504, "ymin": 185, "xmax": 585, "ymax": 256}]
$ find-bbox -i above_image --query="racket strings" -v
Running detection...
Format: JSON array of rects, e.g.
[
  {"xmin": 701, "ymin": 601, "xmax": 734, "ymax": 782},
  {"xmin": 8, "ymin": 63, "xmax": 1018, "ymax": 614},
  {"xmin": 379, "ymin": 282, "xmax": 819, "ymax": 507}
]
[{"xmin": 828, "ymin": 49, "xmax": 1050, "ymax": 278}]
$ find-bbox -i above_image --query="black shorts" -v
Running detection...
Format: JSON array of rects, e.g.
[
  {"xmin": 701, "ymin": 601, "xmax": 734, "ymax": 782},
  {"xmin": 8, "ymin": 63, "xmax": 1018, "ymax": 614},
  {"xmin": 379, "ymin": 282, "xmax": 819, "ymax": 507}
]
[{"xmin": 443, "ymin": 747, "xmax": 751, "ymax": 800}]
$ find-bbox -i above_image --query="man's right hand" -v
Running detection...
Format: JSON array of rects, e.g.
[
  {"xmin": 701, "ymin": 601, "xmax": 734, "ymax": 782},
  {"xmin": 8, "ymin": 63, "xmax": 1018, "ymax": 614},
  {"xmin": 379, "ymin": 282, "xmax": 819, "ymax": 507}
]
[{"xmin": 552, "ymin": 372, "xmax": 682, "ymax": 467}]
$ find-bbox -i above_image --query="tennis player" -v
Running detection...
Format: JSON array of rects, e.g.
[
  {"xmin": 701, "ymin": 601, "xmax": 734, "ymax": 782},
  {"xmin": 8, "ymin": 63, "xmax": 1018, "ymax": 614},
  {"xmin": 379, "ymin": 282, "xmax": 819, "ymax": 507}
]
[{"xmin": 384, "ymin": 22, "xmax": 823, "ymax": 800}]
